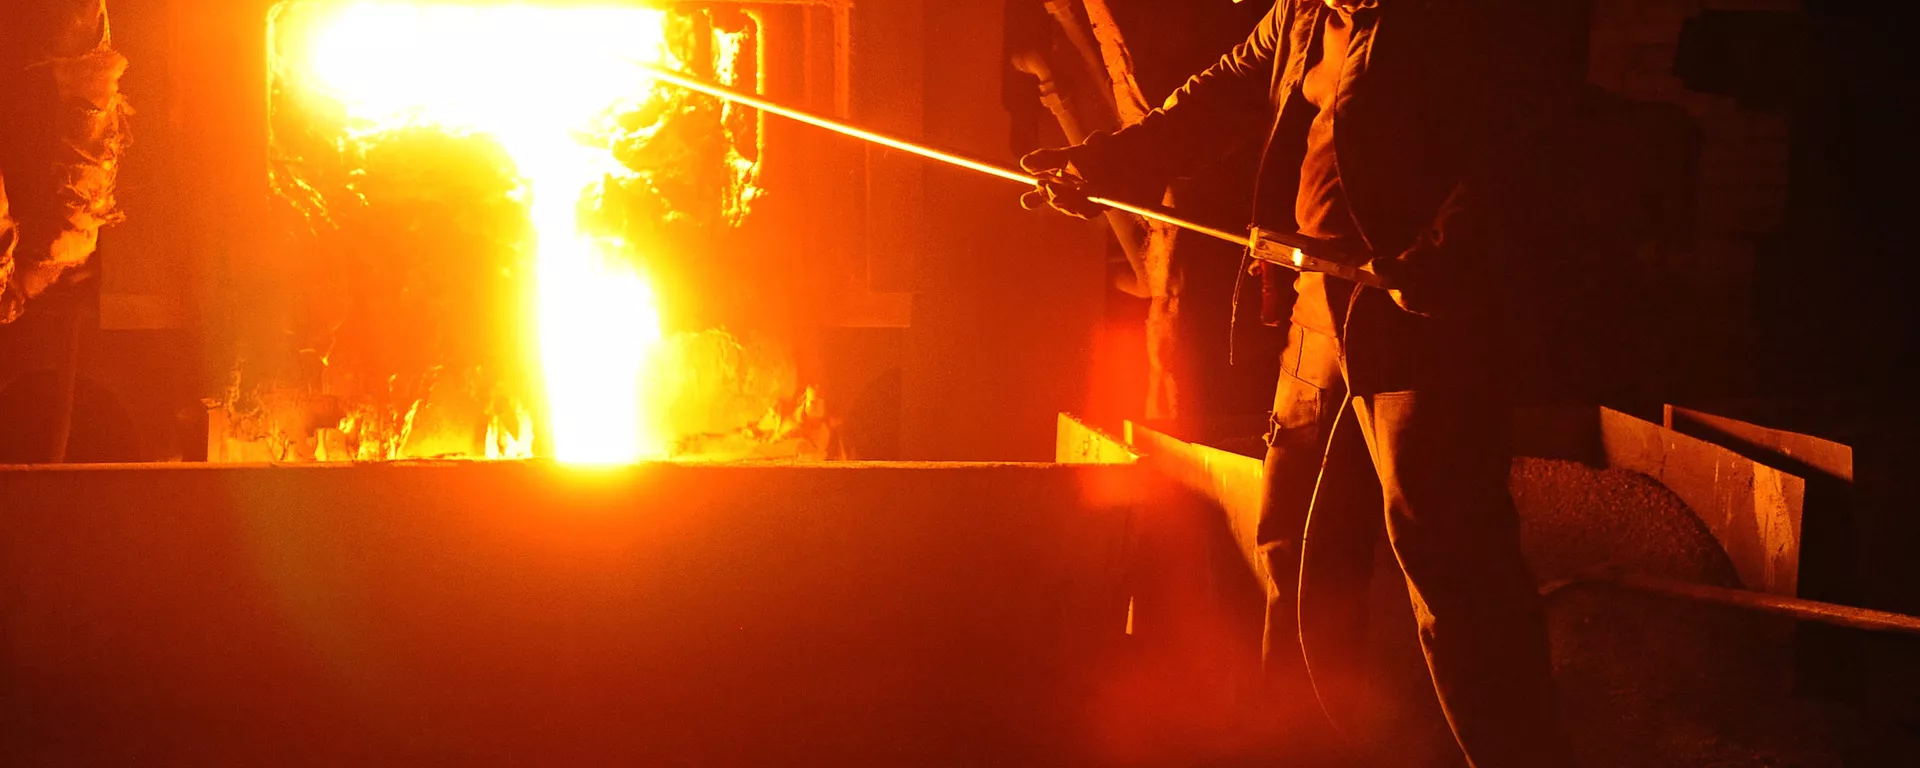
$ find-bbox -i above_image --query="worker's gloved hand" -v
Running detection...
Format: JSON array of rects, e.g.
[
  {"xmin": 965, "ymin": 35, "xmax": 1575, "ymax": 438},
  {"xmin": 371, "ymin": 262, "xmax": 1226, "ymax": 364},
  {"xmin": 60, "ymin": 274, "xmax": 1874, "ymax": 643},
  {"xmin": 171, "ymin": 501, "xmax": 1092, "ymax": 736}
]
[
  {"xmin": 1372, "ymin": 235, "xmax": 1448, "ymax": 317},
  {"xmin": 1018, "ymin": 148, "xmax": 1107, "ymax": 220}
]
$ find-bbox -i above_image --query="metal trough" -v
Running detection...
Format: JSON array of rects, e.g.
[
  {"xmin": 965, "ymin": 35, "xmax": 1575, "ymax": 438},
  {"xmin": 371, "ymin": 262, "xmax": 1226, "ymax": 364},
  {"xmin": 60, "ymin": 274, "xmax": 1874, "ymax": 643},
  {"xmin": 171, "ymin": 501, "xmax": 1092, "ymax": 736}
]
[{"xmin": 0, "ymin": 459, "xmax": 1139, "ymax": 765}]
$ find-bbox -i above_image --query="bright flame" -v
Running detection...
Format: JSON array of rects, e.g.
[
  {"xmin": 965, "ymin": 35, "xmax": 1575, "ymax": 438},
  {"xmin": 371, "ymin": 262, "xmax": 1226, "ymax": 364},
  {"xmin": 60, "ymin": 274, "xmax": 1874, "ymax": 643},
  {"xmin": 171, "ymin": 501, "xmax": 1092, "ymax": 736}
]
[{"xmin": 301, "ymin": 2, "xmax": 672, "ymax": 463}]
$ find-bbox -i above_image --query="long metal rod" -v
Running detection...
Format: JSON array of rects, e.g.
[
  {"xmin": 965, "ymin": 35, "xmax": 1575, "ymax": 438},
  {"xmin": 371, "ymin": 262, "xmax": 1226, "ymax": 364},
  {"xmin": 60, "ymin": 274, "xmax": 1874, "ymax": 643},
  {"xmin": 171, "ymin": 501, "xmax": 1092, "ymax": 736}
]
[
  {"xmin": 641, "ymin": 64, "xmax": 1254, "ymax": 249},
  {"xmin": 1541, "ymin": 569, "xmax": 1920, "ymax": 637}
]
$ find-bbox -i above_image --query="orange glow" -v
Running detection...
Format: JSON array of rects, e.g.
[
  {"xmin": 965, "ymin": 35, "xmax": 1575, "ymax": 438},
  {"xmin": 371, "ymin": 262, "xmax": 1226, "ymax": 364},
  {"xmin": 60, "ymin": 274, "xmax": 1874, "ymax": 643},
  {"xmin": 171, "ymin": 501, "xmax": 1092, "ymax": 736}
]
[{"xmin": 299, "ymin": 2, "xmax": 673, "ymax": 463}]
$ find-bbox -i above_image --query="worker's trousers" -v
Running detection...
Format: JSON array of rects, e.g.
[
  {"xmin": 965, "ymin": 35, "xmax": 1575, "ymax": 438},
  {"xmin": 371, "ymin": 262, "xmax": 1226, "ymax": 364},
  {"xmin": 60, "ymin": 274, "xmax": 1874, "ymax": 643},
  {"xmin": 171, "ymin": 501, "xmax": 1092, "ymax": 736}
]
[{"xmin": 1256, "ymin": 322, "xmax": 1571, "ymax": 768}]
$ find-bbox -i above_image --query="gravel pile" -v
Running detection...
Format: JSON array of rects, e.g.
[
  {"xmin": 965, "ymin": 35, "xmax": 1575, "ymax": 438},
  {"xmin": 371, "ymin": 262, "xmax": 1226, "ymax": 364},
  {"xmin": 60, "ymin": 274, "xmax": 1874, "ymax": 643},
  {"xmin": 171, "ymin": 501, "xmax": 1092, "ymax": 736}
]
[
  {"xmin": 1509, "ymin": 458, "xmax": 1854, "ymax": 768},
  {"xmin": 1510, "ymin": 457, "xmax": 1741, "ymax": 587}
]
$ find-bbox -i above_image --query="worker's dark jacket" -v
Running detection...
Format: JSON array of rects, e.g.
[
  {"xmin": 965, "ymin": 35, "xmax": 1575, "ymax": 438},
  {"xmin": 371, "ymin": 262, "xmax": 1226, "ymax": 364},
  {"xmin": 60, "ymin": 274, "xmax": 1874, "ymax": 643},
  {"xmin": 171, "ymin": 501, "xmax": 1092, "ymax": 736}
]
[{"xmin": 1073, "ymin": 0, "xmax": 1590, "ymax": 392}]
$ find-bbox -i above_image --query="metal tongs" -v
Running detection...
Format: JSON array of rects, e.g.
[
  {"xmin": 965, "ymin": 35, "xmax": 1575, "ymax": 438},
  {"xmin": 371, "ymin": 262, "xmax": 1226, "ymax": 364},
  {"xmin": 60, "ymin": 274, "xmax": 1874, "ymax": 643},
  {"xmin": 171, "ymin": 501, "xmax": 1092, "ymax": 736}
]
[{"xmin": 642, "ymin": 64, "xmax": 1392, "ymax": 290}]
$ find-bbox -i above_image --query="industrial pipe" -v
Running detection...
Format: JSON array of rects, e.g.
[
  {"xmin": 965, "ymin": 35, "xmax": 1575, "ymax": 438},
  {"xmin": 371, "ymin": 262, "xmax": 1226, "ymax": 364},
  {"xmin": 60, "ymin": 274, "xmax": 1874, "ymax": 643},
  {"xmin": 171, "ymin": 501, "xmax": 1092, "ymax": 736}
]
[{"xmin": 1541, "ymin": 568, "xmax": 1920, "ymax": 637}]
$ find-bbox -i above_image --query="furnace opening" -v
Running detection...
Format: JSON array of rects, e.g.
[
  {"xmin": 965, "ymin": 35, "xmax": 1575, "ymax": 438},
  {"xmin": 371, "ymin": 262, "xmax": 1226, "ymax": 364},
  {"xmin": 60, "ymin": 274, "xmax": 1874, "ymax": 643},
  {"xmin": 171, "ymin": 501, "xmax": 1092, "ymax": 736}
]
[{"xmin": 218, "ymin": 1, "xmax": 821, "ymax": 464}]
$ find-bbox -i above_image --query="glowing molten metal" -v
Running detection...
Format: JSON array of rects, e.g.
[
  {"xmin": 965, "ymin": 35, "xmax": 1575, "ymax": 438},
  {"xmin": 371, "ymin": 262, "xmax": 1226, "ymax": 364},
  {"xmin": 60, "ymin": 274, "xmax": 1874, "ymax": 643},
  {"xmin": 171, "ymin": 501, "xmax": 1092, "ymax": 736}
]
[{"xmin": 300, "ymin": 3, "xmax": 674, "ymax": 463}]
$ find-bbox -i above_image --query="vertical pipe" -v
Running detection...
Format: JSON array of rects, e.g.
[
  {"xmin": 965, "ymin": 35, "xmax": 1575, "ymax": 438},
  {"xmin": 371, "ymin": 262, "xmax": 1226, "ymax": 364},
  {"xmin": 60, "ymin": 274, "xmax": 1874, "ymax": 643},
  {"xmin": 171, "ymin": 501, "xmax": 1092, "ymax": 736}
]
[{"xmin": 48, "ymin": 288, "xmax": 87, "ymax": 463}]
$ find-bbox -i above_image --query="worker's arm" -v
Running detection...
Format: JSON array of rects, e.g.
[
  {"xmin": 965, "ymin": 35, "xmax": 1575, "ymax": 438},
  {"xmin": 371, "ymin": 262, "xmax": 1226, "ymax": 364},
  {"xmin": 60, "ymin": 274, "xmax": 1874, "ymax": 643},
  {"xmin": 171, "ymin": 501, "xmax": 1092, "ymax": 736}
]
[
  {"xmin": 0, "ymin": 0, "xmax": 128, "ymax": 323},
  {"xmin": 1021, "ymin": 3, "xmax": 1289, "ymax": 214},
  {"xmin": 0, "ymin": 179, "xmax": 16, "ymax": 298},
  {"xmin": 1373, "ymin": 0, "xmax": 1589, "ymax": 315}
]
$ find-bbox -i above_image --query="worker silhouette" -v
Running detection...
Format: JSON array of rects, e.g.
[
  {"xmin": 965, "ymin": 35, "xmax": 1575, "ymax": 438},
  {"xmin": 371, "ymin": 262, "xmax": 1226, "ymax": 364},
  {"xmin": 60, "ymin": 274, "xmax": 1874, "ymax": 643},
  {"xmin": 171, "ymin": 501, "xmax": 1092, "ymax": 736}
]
[{"xmin": 1025, "ymin": 1, "xmax": 1591, "ymax": 766}]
